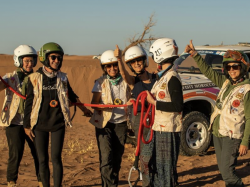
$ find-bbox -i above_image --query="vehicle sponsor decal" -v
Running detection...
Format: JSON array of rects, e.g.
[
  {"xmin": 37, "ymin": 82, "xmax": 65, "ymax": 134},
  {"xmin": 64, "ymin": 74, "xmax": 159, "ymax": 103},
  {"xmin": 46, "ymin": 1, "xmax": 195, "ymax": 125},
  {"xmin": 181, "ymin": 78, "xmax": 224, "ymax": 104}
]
[
  {"xmin": 183, "ymin": 91, "xmax": 217, "ymax": 101},
  {"xmin": 202, "ymin": 87, "xmax": 220, "ymax": 95},
  {"xmin": 183, "ymin": 82, "xmax": 216, "ymax": 91},
  {"xmin": 197, "ymin": 50, "xmax": 225, "ymax": 56}
]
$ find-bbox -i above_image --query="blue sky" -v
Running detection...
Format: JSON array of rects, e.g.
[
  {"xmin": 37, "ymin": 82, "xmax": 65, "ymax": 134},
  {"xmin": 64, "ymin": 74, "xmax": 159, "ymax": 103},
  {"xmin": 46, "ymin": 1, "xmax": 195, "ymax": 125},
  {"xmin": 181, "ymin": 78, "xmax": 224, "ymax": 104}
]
[{"xmin": 0, "ymin": 0, "xmax": 249, "ymax": 56}]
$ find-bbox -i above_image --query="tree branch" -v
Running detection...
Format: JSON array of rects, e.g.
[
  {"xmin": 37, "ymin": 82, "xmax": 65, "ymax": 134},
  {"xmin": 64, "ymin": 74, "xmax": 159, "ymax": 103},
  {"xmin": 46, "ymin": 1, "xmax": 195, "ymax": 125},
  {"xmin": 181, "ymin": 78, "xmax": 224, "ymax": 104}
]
[{"xmin": 122, "ymin": 13, "xmax": 158, "ymax": 56}]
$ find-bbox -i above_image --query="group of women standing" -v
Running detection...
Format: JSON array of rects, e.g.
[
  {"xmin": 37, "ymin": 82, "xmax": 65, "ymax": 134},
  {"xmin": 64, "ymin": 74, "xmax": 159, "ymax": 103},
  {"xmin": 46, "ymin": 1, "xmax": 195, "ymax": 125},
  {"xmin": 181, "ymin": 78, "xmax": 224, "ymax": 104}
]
[
  {"xmin": 0, "ymin": 42, "xmax": 93, "ymax": 187},
  {"xmin": 90, "ymin": 38, "xmax": 250, "ymax": 187},
  {"xmin": 0, "ymin": 38, "xmax": 249, "ymax": 187},
  {"xmin": 89, "ymin": 38, "xmax": 184, "ymax": 187}
]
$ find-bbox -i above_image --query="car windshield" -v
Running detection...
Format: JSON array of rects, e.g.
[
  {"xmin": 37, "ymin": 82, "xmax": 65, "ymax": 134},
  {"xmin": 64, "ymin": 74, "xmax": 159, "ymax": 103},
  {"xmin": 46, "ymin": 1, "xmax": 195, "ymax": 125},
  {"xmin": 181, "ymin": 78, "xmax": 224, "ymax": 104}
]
[{"xmin": 174, "ymin": 51, "xmax": 224, "ymax": 74}]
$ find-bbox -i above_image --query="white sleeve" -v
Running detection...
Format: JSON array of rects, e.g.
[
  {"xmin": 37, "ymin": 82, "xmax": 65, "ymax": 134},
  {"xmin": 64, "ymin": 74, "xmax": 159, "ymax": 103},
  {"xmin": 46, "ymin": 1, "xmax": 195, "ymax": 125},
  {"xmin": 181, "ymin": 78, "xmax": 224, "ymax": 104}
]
[
  {"xmin": 92, "ymin": 81, "xmax": 102, "ymax": 93},
  {"xmin": 2, "ymin": 75, "xmax": 8, "ymax": 81}
]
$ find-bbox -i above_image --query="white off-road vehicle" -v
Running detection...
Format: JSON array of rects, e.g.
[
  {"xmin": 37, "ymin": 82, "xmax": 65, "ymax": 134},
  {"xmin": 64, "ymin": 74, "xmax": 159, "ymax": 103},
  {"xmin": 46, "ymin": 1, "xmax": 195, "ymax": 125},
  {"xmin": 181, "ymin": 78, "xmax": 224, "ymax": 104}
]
[{"xmin": 178, "ymin": 42, "xmax": 250, "ymax": 156}]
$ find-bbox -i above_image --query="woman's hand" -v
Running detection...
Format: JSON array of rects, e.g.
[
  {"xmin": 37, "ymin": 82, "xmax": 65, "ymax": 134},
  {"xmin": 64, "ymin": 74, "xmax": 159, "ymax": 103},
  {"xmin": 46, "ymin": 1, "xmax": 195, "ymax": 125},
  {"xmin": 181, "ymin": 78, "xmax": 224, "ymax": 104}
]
[
  {"xmin": 83, "ymin": 107, "xmax": 93, "ymax": 117},
  {"xmin": 185, "ymin": 40, "xmax": 196, "ymax": 54},
  {"xmin": 24, "ymin": 128, "xmax": 35, "ymax": 141},
  {"xmin": 239, "ymin": 145, "xmax": 248, "ymax": 156},
  {"xmin": 146, "ymin": 91, "xmax": 156, "ymax": 106},
  {"xmin": 114, "ymin": 45, "xmax": 122, "ymax": 61},
  {"xmin": 126, "ymin": 98, "xmax": 135, "ymax": 106}
]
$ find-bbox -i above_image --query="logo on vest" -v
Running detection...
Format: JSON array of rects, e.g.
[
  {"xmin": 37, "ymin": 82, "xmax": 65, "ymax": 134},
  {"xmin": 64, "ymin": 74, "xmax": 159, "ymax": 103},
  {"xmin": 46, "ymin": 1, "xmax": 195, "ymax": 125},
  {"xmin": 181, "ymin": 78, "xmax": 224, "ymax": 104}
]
[
  {"xmin": 236, "ymin": 93, "xmax": 244, "ymax": 100},
  {"xmin": 158, "ymin": 91, "xmax": 166, "ymax": 99},
  {"xmin": 10, "ymin": 77, "xmax": 15, "ymax": 83},
  {"xmin": 160, "ymin": 83, "xmax": 166, "ymax": 89},
  {"xmin": 239, "ymin": 87, "xmax": 245, "ymax": 93},
  {"xmin": 232, "ymin": 100, "xmax": 240, "ymax": 108},
  {"xmin": 4, "ymin": 105, "xmax": 8, "ymax": 111},
  {"xmin": 230, "ymin": 106, "xmax": 238, "ymax": 114}
]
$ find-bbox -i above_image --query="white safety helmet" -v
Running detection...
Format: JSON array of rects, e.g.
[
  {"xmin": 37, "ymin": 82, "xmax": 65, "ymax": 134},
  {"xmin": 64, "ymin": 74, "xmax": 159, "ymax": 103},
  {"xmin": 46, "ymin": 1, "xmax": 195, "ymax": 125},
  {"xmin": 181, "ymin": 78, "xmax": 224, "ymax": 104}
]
[
  {"xmin": 100, "ymin": 50, "xmax": 118, "ymax": 65},
  {"xmin": 100, "ymin": 50, "xmax": 118, "ymax": 73},
  {"xmin": 13, "ymin": 45, "xmax": 37, "ymax": 68},
  {"xmin": 124, "ymin": 46, "xmax": 149, "ymax": 73},
  {"xmin": 149, "ymin": 38, "xmax": 178, "ymax": 64}
]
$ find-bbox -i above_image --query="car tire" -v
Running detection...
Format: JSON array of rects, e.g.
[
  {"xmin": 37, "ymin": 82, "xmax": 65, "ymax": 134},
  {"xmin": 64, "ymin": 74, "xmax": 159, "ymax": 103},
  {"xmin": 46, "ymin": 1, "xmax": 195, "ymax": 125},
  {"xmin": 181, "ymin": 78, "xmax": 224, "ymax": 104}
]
[{"xmin": 180, "ymin": 111, "xmax": 212, "ymax": 156}]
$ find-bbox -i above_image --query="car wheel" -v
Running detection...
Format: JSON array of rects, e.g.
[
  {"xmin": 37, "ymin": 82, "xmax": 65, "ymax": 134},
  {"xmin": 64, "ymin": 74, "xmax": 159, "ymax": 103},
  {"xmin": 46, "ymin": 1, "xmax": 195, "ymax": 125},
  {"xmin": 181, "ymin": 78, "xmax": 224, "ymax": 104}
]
[{"xmin": 180, "ymin": 111, "xmax": 212, "ymax": 156}]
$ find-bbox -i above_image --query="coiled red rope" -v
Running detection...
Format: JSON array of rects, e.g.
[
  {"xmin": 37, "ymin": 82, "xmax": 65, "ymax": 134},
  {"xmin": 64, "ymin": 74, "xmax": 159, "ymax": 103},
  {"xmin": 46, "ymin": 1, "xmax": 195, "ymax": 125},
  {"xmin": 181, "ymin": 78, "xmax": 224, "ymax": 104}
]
[{"xmin": 131, "ymin": 91, "xmax": 155, "ymax": 157}]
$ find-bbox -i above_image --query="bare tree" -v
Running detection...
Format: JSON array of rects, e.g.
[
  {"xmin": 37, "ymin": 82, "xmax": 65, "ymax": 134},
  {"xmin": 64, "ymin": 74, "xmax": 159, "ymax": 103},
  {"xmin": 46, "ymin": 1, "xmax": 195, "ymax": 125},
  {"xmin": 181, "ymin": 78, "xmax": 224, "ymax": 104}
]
[
  {"xmin": 92, "ymin": 14, "xmax": 158, "ymax": 59},
  {"xmin": 121, "ymin": 13, "xmax": 158, "ymax": 56}
]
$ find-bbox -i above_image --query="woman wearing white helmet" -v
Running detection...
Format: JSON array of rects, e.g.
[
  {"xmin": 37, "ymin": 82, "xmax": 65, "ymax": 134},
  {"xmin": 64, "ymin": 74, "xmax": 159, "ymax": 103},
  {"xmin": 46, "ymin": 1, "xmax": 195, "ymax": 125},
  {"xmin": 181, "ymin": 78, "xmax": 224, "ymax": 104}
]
[
  {"xmin": 0, "ymin": 45, "xmax": 42, "ymax": 187},
  {"xmin": 141, "ymin": 38, "xmax": 183, "ymax": 187},
  {"xmin": 89, "ymin": 50, "xmax": 131, "ymax": 187},
  {"xmin": 114, "ymin": 45, "xmax": 157, "ymax": 147}
]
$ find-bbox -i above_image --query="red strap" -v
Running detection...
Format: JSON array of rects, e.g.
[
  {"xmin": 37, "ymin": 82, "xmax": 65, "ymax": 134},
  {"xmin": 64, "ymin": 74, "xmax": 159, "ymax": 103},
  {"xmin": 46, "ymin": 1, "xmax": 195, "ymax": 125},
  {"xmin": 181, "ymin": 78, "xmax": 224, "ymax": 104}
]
[
  {"xmin": 0, "ymin": 75, "xmax": 128, "ymax": 107},
  {"xmin": 0, "ymin": 75, "xmax": 155, "ymax": 153},
  {"xmin": 0, "ymin": 76, "xmax": 26, "ymax": 99}
]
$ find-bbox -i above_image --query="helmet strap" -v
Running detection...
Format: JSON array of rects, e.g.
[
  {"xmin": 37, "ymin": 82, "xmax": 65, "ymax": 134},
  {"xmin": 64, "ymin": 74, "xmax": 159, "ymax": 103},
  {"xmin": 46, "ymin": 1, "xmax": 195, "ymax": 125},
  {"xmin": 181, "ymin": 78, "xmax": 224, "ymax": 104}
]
[{"xmin": 21, "ymin": 67, "xmax": 33, "ymax": 74}]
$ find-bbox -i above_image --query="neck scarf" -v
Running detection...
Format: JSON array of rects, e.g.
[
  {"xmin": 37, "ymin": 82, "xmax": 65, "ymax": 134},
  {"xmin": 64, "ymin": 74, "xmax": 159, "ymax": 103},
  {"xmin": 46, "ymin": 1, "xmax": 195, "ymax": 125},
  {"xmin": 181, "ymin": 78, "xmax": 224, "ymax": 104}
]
[
  {"xmin": 107, "ymin": 74, "xmax": 122, "ymax": 85},
  {"xmin": 157, "ymin": 64, "xmax": 173, "ymax": 80},
  {"xmin": 42, "ymin": 66, "xmax": 57, "ymax": 78},
  {"xmin": 17, "ymin": 68, "xmax": 33, "ymax": 114}
]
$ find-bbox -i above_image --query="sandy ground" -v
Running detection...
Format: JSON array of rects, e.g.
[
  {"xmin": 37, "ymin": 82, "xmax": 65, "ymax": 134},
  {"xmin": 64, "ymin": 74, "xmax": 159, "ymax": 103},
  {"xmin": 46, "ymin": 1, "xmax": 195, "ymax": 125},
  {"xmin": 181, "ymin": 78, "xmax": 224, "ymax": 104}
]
[
  {"xmin": 0, "ymin": 54, "xmax": 249, "ymax": 187},
  {"xmin": 0, "ymin": 121, "xmax": 250, "ymax": 187}
]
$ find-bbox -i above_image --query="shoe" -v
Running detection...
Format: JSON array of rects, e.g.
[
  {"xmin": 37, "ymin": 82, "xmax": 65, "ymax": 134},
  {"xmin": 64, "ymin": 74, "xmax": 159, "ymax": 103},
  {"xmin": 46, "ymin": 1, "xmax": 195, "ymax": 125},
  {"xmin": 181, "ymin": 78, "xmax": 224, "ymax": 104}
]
[
  {"xmin": 7, "ymin": 181, "xmax": 17, "ymax": 187},
  {"xmin": 38, "ymin": 181, "xmax": 43, "ymax": 187}
]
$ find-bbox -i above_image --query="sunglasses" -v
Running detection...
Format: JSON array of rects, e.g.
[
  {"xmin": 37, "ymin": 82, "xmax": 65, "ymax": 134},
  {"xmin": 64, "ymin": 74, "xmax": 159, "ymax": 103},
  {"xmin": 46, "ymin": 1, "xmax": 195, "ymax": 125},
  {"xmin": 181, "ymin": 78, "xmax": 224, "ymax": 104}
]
[
  {"xmin": 225, "ymin": 64, "xmax": 241, "ymax": 71},
  {"xmin": 49, "ymin": 55, "xmax": 62, "ymax": 61},
  {"xmin": 129, "ymin": 57, "xmax": 144, "ymax": 64},
  {"xmin": 105, "ymin": 63, "xmax": 118, "ymax": 68}
]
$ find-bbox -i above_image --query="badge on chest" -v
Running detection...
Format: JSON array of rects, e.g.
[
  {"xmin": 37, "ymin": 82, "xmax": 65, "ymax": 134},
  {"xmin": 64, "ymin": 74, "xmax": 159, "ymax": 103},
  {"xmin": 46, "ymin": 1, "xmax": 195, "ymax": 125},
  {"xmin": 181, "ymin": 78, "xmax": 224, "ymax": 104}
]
[{"xmin": 158, "ymin": 91, "xmax": 166, "ymax": 99}]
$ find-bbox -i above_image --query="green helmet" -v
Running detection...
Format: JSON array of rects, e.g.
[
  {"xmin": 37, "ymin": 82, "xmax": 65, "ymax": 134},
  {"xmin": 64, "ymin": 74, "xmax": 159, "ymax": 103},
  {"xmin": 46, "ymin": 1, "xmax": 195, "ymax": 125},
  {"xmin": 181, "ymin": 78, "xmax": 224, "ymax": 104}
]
[
  {"xmin": 39, "ymin": 42, "xmax": 64, "ymax": 70},
  {"xmin": 223, "ymin": 50, "xmax": 250, "ymax": 78}
]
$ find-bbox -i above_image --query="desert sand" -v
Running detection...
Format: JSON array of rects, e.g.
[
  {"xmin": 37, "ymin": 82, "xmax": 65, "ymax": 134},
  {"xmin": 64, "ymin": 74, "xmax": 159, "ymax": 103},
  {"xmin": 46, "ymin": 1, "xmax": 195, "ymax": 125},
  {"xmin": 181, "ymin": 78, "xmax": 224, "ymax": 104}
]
[{"xmin": 0, "ymin": 54, "xmax": 249, "ymax": 187}]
